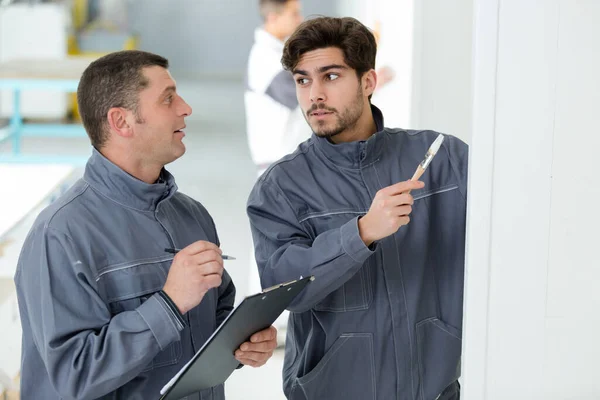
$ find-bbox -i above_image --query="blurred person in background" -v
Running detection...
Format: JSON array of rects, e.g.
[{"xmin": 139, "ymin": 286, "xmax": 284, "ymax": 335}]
[{"xmin": 245, "ymin": 0, "xmax": 307, "ymax": 177}]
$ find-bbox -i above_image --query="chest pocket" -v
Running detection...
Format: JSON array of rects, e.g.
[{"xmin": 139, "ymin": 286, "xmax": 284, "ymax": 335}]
[
  {"xmin": 412, "ymin": 184, "xmax": 459, "ymax": 202},
  {"xmin": 97, "ymin": 255, "xmax": 182, "ymax": 372},
  {"xmin": 301, "ymin": 211, "xmax": 374, "ymax": 313}
]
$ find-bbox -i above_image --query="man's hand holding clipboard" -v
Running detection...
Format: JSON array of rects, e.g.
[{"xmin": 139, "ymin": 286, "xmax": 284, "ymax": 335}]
[
  {"xmin": 160, "ymin": 276, "xmax": 314, "ymax": 399},
  {"xmin": 234, "ymin": 325, "xmax": 278, "ymax": 367}
]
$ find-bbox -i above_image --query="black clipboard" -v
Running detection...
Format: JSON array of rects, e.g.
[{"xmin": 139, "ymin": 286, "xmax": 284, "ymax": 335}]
[{"xmin": 159, "ymin": 275, "xmax": 313, "ymax": 399}]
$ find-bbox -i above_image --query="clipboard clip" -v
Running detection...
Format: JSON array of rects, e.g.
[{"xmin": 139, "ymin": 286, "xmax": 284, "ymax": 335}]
[{"xmin": 262, "ymin": 276, "xmax": 315, "ymax": 293}]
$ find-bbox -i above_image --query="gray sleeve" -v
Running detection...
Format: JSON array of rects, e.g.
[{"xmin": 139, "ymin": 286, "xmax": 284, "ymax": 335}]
[
  {"xmin": 14, "ymin": 226, "xmax": 183, "ymax": 399},
  {"xmin": 247, "ymin": 180, "xmax": 375, "ymax": 313},
  {"xmin": 265, "ymin": 70, "xmax": 299, "ymax": 110},
  {"xmin": 445, "ymin": 135, "xmax": 469, "ymax": 201}
]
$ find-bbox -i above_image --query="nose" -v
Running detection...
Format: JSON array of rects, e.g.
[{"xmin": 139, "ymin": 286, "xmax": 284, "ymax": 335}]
[
  {"xmin": 309, "ymin": 81, "xmax": 326, "ymax": 104},
  {"xmin": 179, "ymin": 96, "xmax": 192, "ymax": 117}
]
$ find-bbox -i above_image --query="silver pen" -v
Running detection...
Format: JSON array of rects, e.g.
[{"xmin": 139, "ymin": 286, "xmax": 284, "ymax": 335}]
[{"xmin": 164, "ymin": 248, "xmax": 236, "ymax": 260}]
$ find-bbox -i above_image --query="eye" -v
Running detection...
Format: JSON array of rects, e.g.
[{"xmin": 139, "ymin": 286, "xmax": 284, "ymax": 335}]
[
  {"xmin": 296, "ymin": 77, "xmax": 309, "ymax": 85},
  {"xmin": 165, "ymin": 95, "xmax": 173, "ymax": 104},
  {"xmin": 327, "ymin": 73, "xmax": 339, "ymax": 81}
]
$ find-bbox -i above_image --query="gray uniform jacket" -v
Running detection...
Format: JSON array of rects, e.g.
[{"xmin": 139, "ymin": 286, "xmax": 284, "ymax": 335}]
[
  {"xmin": 15, "ymin": 149, "xmax": 234, "ymax": 400},
  {"xmin": 247, "ymin": 106, "xmax": 468, "ymax": 400}
]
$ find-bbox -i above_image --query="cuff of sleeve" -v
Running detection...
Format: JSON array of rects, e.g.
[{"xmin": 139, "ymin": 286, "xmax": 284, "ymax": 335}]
[
  {"xmin": 158, "ymin": 290, "xmax": 187, "ymax": 329},
  {"xmin": 340, "ymin": 216, "xmax": 377, "ymax": 263},
  {"xmin": 137, "ymin": 293, "xmax": 184, "ymax": 351}
]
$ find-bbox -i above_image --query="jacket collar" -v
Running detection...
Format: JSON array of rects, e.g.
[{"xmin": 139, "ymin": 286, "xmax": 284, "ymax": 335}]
[
  {"xmin": 312, "ymin": 104, "xmax": 386, "ymax": 169},
  {"xmin": 83, "ymin": 149, "xmax": 178, "ymax": 212}
]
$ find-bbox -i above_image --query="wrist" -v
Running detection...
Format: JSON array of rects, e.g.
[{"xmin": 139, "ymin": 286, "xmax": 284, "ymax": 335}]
[
  {"xmin": 358, "ymin": 216, "xmax": 375, "ymax": 247},
  {"xmin": 157, "ymin": 290, "xmax": 187, "ymax": 329},
  {"xmin": 161, "ymin": 288, "xmax": 187, "ymax": 315}
]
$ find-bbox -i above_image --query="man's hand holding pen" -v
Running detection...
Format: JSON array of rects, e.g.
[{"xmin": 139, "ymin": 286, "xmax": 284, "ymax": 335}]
[
  {"xmin": 162, "ymin": 241, "xmax": 225, "ymax": 314},
  {"xmin": 162, "ymin": 241, "xmax": 278, "ymax": 369}
]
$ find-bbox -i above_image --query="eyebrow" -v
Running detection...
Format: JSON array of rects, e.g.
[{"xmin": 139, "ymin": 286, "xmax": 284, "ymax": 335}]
[
  {"xmin": 293, "ymin": 64, "xmax": 349, "ymax": 76},
  {"xmin": 159, "ymin": 85, "xmax": 177, "ymax": 98}
]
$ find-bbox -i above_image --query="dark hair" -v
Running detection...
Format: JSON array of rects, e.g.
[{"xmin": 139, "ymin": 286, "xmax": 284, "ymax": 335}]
[
  {"xmin": 259, "ymin": 0, "xmax": 290, "ymax": 20},
  {"xmin": 77, "ymin": 50, "xmax": 169, "ymax": 149},
  {"xmin": 281, "ymin": 16, "xmax": 377, "ymax": 78}
]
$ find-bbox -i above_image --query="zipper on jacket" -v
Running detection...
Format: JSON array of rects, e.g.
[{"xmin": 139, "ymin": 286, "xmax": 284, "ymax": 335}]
[{"xmin": 155, "ymin": 205, "xmax": 176, "ymax": 249}]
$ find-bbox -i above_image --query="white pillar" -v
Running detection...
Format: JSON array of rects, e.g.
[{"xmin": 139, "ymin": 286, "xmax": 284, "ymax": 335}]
[{"xmin": 463, "ymin": 0, "xmax": 600, "ymax": 398}]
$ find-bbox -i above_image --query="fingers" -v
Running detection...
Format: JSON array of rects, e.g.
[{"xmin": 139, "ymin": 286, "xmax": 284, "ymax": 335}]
[
  {"xmin": 196, "ymin": 260, "xmax": 224, "ymax": 288},
  {"xmin": 250, "ymin": 326, "xmax": 277, "ymax": 343},
  {"xmin": 377, "ymin": 193, "xmax": 414, "ymax": 210},
  {"xmin": 198, "ymin": 262, "xmax": 224, "ymax": 278},
  {"xmin": 397, "ymin": 216, "xmax": 410, "ymax": 226},
  {"xmin": 179, "ymin": 240, "xmax": 222, "ymax": 256},
  {"xmin": 235, "ymin": 344, "xmax": 275, "ymax": 367},
  {"xmin": 382, "ymin": 180, "xmax": 424, "ymax": 196},
  {"xmin": 194, "ymin": 249, "xmax": 225, "ymax": 266},
  {"xmin": 239, "ymin": 340, "xmax": 276, "ymax": 353},
  {"xmin": 172, "ymin": 248, "xmax": 224, "ymax": 290},
  {"xmin": 234, "ymin": 326, "xmax": 278, "ymax": 367},
  {"xmin": 395, "ymin": 205, "xmax": 412, "ymax": 217},
  {"xmin": 236, "ymin": 353, "xmax": 272, "ymax": 368},
  {"xmin": 175, "ymin": 249, "xmax": 224, "ymax": 272},
  {"xmin": 202, "ymin": 274, "xmax": 223, "ymax": 289},
  {"xmin": 235, "ymin": 352, "xmax": 273, "ymax": 367},
  {"xmin": 382, "ymin": 205, "xmax": 412, "ymax": 227}
]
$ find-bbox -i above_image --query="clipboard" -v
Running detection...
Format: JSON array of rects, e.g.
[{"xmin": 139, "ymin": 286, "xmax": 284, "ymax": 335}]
[{"xmin": 159, "ymin": 275, "xmax": 314, "ymax": 399}]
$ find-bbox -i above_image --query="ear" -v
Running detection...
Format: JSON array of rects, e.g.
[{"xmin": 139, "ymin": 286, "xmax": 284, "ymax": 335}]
[
  {"xmin": 106, "ymin": 107, "xmax": 134, "ymax": 139},
  {"xmin": 363, "ymin": 69, "xmax": 377, "ymax": 98}
]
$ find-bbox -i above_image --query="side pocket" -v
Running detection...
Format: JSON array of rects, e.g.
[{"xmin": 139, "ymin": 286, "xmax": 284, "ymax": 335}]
[
  {"xmin": 295, "ymin": 333, "xmax": 376, "ymax": 400},
  {"xmin": 416, "ymin": 318, "xmax": 462, "ymax": 400},
  {"xmin": 314, "ymin": 258, "xmax": 373, "ymax": 312}
]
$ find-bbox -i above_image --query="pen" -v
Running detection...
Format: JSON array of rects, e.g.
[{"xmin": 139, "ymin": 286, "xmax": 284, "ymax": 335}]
[{"xmin": 164, "ymin": 248, "xmax": 236, "ymax": 260}]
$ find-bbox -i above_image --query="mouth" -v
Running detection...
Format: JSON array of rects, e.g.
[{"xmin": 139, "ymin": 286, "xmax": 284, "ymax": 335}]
[
  {"xmin": 310, "ymin": 111, "xmax": 334, "ymax": 118},
  {"xmin": 174, "ymin": 126, "xmax": 186, "ymax": 135}
]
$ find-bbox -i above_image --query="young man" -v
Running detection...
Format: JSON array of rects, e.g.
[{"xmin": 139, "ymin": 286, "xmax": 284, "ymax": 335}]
[
  {"xmin": 247, "ymin": 17, "xmax": 468, "ymax": 400},
  {"xmin": 15, "ymin": 51, "xmax": 277, "ymax": 400}
]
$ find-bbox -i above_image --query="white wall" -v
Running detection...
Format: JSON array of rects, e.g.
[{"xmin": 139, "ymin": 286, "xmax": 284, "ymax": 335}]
[
  {"xmin": 411, "ymin": 0, "xmax": 473, "ymax": 143},
  {"xmin": 336, "ymin": 0, "xmax": 416, "ymax": 130},
  {"xmin": 463, "ymin": 0, "xmax": 600, "ymax": 398}
]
